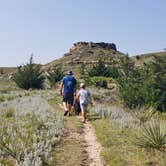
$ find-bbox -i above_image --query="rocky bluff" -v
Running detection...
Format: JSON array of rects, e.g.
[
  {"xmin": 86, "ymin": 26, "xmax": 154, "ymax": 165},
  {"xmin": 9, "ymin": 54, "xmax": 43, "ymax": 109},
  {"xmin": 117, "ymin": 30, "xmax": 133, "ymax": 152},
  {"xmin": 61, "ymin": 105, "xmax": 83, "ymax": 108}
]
[{"xmin": 68, "ymin": 42, "xmax": 117, "ymax": 53}]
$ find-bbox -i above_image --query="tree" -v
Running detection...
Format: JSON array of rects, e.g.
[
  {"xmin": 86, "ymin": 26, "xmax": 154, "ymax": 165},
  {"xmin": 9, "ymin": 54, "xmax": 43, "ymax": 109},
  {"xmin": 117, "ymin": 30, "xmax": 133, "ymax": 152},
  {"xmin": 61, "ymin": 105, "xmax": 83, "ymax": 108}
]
[
  {"xmin": 88, "ymin": 58, "xmax": 107, "ymax": 77},
  {"xmin": 88, "ymin": 58, "xmax": 121, "ymax": 78},
  {"xmin": 118, "ymin": 55, "xmax": 166, "ymax": 111},
  {"xmin": 14, "ymin": 55, "xmax": 45, "ymax": 89},
  {"xmin": 47, "ymin": 66, "xmax": 64, "ymax": 88}
]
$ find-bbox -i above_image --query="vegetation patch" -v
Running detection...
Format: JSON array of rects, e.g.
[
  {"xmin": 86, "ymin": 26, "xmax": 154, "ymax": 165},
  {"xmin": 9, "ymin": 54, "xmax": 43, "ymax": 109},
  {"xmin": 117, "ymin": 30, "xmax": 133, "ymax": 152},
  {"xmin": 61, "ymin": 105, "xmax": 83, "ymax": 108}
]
[
  {"xmin": 49, "ymin": 96, "xmax": 88, "ymax": 166},
  {"xmin": 136, "ymin": 120, "xmax": 166, "ymax": 149},
  {"xmin": 92, "ymin": 119, "xmax": 166, "ymax": 166},
  {"xmin": 0, "ymin": 94, "xmax": 64, "ymax": 166}
]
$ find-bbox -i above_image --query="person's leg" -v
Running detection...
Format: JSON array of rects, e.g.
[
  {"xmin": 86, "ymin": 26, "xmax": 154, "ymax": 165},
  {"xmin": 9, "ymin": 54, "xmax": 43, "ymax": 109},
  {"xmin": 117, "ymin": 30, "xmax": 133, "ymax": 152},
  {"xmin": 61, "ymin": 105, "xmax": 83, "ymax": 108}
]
[
  {"xmin": 67, "ymin": 94, "xmax": 74, "ymax": 116},
  {"xmin": 62, "ymin": 94, "xmax": 69, "ymax": 116},
  {"xmin": 63, "ymin": 102, "xmax": 68, "ymax": 111},
  {"xmin": 68, "ymin": 104, "xmax": 72, "ymax": 115},
  {"xmin": 82, "ymin": 110, "xmax": 86, "ymax": 122},
  {"xmin": 80, "ymin": 104, "xmax": 87, "ymax": 122}
]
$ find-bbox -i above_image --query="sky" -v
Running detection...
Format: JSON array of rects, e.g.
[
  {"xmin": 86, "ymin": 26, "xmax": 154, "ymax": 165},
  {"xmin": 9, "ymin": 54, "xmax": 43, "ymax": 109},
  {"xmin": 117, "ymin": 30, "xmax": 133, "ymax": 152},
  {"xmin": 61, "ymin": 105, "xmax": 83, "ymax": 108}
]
[{"xmin": 0, "ymin": 0, "xmax": 166, "ymax": 67}]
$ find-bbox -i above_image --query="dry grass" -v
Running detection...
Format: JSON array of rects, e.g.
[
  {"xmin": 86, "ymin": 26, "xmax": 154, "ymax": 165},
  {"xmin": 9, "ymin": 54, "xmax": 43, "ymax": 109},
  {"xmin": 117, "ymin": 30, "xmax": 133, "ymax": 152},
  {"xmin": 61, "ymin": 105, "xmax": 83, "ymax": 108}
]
[
  {"xmin": 92, "ymin": 119, "xmax": 166, "ymax": 166},
  {"xmin": 49, "ymin": 98, "xmax": 87, "ymax": 166}
]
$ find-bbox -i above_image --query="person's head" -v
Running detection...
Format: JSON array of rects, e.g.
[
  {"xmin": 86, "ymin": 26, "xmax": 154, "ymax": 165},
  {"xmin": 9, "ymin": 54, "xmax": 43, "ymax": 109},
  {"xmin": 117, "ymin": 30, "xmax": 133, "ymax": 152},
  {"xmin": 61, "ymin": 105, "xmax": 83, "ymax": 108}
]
[
  {"xmin": 67, "ymin": 70, "xmax": 73, "ymax": 75},
  {"xmin": 80, "ymin": 83, "xmax": 85, "ymax": 89}
]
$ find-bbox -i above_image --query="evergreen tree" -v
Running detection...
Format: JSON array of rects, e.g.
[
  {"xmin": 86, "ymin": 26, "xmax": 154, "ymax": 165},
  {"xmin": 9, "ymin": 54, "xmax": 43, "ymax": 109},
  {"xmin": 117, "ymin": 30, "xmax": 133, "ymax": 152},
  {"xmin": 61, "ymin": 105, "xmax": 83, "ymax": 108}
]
[
  {"xmin": 88, "ymin": 58, "xmax": 121, "ymax": 78},
  {"xmin": 47, "ymin": 66, "xmax": 64, "ymax": 88},
  {"xmin": 14, "ymin": 56, "xmax": 45, "ymax": 89}
]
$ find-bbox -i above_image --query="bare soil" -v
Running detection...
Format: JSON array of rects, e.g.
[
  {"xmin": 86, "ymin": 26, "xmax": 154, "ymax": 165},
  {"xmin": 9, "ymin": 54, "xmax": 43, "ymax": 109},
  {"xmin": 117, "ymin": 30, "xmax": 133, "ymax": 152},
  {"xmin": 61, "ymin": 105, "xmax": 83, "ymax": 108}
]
[{"xmin": 83, "ymin": 121, "xmax": 104, "ymax": 166}]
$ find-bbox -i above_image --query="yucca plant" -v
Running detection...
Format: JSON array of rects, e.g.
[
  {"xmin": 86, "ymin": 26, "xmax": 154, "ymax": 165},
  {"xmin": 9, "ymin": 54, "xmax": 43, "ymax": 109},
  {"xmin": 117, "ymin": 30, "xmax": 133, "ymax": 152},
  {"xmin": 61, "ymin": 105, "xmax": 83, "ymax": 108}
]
[{"xmin": 136, "ymin": 120, "xmax": 166, "ymax": 149}]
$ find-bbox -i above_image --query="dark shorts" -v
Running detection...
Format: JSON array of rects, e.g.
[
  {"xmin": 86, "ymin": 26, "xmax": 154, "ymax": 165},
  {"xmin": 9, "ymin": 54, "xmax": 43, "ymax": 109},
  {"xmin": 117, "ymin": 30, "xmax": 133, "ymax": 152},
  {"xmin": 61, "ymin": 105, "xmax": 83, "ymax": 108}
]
[{"xmin": 62, "ymin": 93, "xmax": 74, "ymax": 105}]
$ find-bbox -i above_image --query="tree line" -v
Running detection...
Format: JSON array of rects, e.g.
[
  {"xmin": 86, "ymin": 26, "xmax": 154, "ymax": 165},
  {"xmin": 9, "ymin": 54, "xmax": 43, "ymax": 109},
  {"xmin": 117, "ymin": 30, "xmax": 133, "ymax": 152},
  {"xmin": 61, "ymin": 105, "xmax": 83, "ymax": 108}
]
[{"xmin": 13, "ymin": 55, "xmax": 166, "ymax": 112}]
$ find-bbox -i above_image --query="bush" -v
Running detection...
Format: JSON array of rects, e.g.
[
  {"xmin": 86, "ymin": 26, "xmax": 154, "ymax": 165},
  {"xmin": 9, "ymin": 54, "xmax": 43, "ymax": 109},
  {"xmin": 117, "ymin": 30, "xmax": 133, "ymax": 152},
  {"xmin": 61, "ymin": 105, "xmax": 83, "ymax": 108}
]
[
  {"xmin": 88, "ymin": 58, "xmax": 106, "ymax": 77},
  {"xmin": 47, "ymin": 66, "xmax": 64, "ymax": 88},
  {"xmin": 117, "ymin": 56, "xmax": 166, "ymax": 111},
  {"xmin": 136, "ymin": 120, "xmax": 166, "ymax": 149},
  {"xmin": 14, "ymin": 56, "xmax": 45, "ymax": 90},
  {"xmin": 146, "ymin": 56, "xmax": 166, "ymax": 111},
  {"xmin": 118, "ymin": 69, "xmax": 150, "ymax": 108},
  {"xmin": 88, "ymin": 58, "xmax": 121, "ymax": 78},
  {"xmin": 85, "ymin": 76, "xmax": 115, "ymax": 89},
  {"xmin": 0, "ymin": 96, "xmax": 5, "ymax": 102}
]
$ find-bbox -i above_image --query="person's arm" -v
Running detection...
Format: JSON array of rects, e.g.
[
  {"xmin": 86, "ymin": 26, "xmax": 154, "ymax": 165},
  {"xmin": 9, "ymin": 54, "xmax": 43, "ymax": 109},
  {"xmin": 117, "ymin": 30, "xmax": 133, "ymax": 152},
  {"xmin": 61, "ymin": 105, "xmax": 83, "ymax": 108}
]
[
  {"xmin": 74, "ymin": 85, "xmax": 77, "ymax": 96},
  {"xmin": 76, "ymin": 91, "xmax": 80, "ymax": 100},
  {"xmin": 88, "ymin": 91, "xmax": 93, "ymax": 105},
  {"xmin": 89, "ymin": 96, "xmax": 93, "ymax": 105},
  {"xmin": 73, "ymin": 78, "xmax": 77, "ymax": 96},
  {"xmin": 59, "ymin": 82, "xmax": 63, "ymax": 96}
]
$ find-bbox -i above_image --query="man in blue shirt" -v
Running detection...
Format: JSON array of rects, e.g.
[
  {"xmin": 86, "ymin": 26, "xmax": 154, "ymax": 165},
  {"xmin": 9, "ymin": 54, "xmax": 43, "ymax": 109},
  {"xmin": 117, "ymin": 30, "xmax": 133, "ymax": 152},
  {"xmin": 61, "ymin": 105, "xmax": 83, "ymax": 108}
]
[{"xmin": 60, "ymin": 70, "xmax": 77, "ymax": 116}]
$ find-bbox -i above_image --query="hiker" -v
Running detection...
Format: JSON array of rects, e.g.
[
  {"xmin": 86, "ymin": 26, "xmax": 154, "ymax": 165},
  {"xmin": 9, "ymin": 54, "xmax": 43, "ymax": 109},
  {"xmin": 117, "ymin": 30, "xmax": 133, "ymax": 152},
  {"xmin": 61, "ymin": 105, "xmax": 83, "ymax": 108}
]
[
  {"xmin": 77, "ymin": 83, "xmax": 93, "ymax": 123},
  {"xmin": 60, "ymin": 70, "xmax": 77, "ymax": 116}
]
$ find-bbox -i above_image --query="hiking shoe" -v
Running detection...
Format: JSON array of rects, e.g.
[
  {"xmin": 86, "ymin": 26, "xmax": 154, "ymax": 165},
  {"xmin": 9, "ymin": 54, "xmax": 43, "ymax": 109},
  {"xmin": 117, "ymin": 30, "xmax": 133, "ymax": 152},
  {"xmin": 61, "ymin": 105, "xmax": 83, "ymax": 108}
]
[
  {"xmin": 64, "ymin": 110, "xmax": 69, "ymax": 116},
  {"xmin": 68, "ymin": 112, "xmax": 71, "ymax": 116}
]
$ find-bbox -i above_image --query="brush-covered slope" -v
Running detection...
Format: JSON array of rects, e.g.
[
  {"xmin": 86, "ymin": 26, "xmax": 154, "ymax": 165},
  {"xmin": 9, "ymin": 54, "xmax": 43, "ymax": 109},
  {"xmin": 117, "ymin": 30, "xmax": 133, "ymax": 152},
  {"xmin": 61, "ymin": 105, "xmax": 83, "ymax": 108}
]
[
  {"xmin": 0, "ymin": 67, "xmax": 17, "ymax": 74},
  {"xmin": 132, "ymin": 51, "xmax": 166, "ymax": 66},
  {"xmin": 43, "ymin": 42, "xmax": 125, "ymax": 75}
]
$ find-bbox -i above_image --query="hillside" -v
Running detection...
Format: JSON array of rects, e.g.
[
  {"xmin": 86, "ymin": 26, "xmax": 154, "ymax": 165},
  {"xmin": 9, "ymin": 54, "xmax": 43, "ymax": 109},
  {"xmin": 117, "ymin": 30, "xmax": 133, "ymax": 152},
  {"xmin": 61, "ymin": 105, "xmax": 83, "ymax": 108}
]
[
  {"xmin": 43, "ymin": 42, "xmax": 125, "ymax": 75},
  {"xmin": 132, "ymin": 51, "xmax": 166, "ymax": 66},
  {"xmin": 1, "ymin": 42, "xmax": 165, "ymax": 76},
  {"xmin": 43, "ymin": 42, "xmax": 166, "ymax": 76},
  {"xmin": 0, "ymin": 67, "xmax": 17, "ymax": 74}
]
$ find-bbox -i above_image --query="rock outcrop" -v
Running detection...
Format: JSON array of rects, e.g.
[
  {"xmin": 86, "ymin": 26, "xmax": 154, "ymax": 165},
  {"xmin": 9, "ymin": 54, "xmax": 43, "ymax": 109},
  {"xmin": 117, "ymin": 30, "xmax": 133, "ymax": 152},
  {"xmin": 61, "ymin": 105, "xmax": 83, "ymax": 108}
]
[{"xmin": 69, "ymin": 42, "xmax": 117, "ymax": 53}]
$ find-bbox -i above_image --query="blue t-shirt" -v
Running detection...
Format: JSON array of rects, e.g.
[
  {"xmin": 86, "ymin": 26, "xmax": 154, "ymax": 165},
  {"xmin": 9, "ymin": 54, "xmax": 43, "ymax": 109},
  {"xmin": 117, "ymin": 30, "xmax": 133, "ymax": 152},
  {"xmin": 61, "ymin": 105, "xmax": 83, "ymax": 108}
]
[{"xmin": 62, "ymin": 75, "xmax": 77, "ymax": 95}]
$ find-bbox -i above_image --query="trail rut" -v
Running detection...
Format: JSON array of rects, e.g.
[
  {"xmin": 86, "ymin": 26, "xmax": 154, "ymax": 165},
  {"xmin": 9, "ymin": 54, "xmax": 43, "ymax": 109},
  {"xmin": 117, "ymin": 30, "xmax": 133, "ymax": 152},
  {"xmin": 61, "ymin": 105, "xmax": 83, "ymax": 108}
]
[{"xmin": 83, "ymin": 121, "xmax": 104, "ymax": 166}]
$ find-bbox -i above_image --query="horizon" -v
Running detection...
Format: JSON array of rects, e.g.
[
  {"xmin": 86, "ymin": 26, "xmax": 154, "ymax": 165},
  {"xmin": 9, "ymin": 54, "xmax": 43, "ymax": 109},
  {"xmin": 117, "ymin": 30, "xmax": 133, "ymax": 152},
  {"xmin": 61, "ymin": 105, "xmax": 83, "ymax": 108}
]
[
  {"xmin": 0, "ymin": 0, "xmax": 166, "ymax": 67},
  {"xmin": 0, "ymin": 43, "xmax": 165, "ymax": 68}
]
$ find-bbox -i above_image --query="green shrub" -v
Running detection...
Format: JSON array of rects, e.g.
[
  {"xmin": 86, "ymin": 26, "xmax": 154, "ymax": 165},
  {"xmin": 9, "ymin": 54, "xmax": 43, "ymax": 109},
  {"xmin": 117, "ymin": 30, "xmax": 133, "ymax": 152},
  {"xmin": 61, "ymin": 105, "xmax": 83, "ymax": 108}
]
[
  {"xmin": 88, "ymin": 58, "xmax": 106, "ymax": 77},
  {"xmin": 14, "ymin": 56, "xmax": 45, "ymax": 90},
  {"xmin": 118, "ymin": 56, "xmax": 166, "ymax": 111},
  {"xmin": 1, "ymin": 108, "xmax": 14, "ymax": 118},
  {"xmin": 85, "ymin": 76, "xmax": 114, "ymax": 89},
  {"xmin": 88, "ymin": 58, "xmax": 121, "ymax": 78},
  {"xmin": 136, "ymin": 120, "xmax": 166, "ymax": 149},
  {"xmin": 47, "ymin": 66, "xmax": 64, "ymax": 88},
  {"xmin": 0, "ymin": 96, "xmax": 5, "ymax": 102}
]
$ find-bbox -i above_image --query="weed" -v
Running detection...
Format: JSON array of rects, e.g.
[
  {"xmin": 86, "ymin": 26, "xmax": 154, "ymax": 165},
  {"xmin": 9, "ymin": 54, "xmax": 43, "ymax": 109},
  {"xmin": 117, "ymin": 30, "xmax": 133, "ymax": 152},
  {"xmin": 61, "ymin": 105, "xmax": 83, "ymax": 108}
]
[
  {"xmin": 136, "ymin": 120, "xmax": 166, "ymax": 149},
  {"xmin": 2, "ymin": 108, "xmax": 15, "ymax": 118},
  {"xmin": 0, "ymin": 96, "xmax": 5, "ymax": 102}
]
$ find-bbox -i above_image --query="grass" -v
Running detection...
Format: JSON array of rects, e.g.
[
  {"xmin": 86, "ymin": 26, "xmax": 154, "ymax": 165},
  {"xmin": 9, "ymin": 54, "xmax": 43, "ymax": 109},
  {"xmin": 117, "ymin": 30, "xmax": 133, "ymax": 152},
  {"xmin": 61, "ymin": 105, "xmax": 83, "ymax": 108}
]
[
  {"xmin": 49, "ymin": 116, "xmax": 87, "ymax": 166},
  {"xmin": 49, "ymin": 96, "xmax": 88, "ymax": 166},
  {"xmin": 0, "ymin": 80, "xmax": 18, "ymax": 92},
  {"xmin": 1, "ymin": 107, "xmax": 15, "ymax": 118},
  {"xmin": 0, "ymin": 93, "xmax": 65, "ymax": 165},
  {"xmin": 92, "ymin": 118, "xmax": 166, "ymax": 166},
  {"xmin": 0, "ymin": 95, "xmax": 5, "ymax": 102},
  {"xmin": 136, "ymin": 120, "xmax": 166, "ymax": 149}
]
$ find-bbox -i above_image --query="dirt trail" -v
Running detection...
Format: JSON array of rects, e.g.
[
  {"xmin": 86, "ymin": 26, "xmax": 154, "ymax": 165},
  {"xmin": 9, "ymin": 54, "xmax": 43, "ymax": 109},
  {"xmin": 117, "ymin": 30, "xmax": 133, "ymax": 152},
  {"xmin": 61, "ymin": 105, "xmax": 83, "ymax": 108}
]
[
  {"xmin": 83, "ymin": 121, "xmax": 104, "ymax": 166},
  {"xmin": 58, "ymin": 103, "xmax": 104, "ymax": 165}
]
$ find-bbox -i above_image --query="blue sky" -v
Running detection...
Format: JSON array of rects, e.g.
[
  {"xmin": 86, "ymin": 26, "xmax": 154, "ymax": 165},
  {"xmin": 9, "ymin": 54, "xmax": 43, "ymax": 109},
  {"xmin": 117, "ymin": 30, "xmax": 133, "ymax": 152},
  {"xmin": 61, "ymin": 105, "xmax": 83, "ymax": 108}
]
[{"xmin": 0, "ymin": 0, "xmax": 166, "ymax": 66}]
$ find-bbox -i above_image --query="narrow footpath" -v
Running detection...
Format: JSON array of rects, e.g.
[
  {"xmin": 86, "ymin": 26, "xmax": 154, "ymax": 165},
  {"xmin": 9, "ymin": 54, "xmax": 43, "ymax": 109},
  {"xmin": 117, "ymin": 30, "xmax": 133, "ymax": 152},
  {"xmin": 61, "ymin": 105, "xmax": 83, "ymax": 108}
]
[
  {"xmin": 51, "ymin": 102, "xmax": 104, "ymax": 166},
  {"xmin": 83, "ymin": 121, "xmax": 104, "ymax": 166}
]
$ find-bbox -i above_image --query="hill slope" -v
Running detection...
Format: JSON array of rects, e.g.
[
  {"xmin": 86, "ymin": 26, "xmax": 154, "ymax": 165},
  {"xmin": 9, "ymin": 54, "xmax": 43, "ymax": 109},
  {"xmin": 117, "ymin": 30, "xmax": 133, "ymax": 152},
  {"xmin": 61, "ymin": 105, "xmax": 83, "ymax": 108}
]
[
  {"xmin": 43, "ymin": 42, "xmax": 166, "ymax": 76},
  {"xmin": 132, "ymin": 51, "xmax": 166, "ymax": 66},
  {"xmin": 43, "ymin": 42, "xmax": 125, "ymax": 75}
]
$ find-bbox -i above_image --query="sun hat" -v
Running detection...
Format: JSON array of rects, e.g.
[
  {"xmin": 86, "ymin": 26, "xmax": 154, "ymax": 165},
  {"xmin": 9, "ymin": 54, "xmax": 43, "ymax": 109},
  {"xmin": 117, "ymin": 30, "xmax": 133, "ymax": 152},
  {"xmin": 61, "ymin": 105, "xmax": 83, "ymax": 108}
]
[
  {"xmin": 80, "ymin": 83, "xmax": 85, "ymax": 88},
  {"xmin": 67, "ymin": 70, "xmax": 73, "ymax": 75}
]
